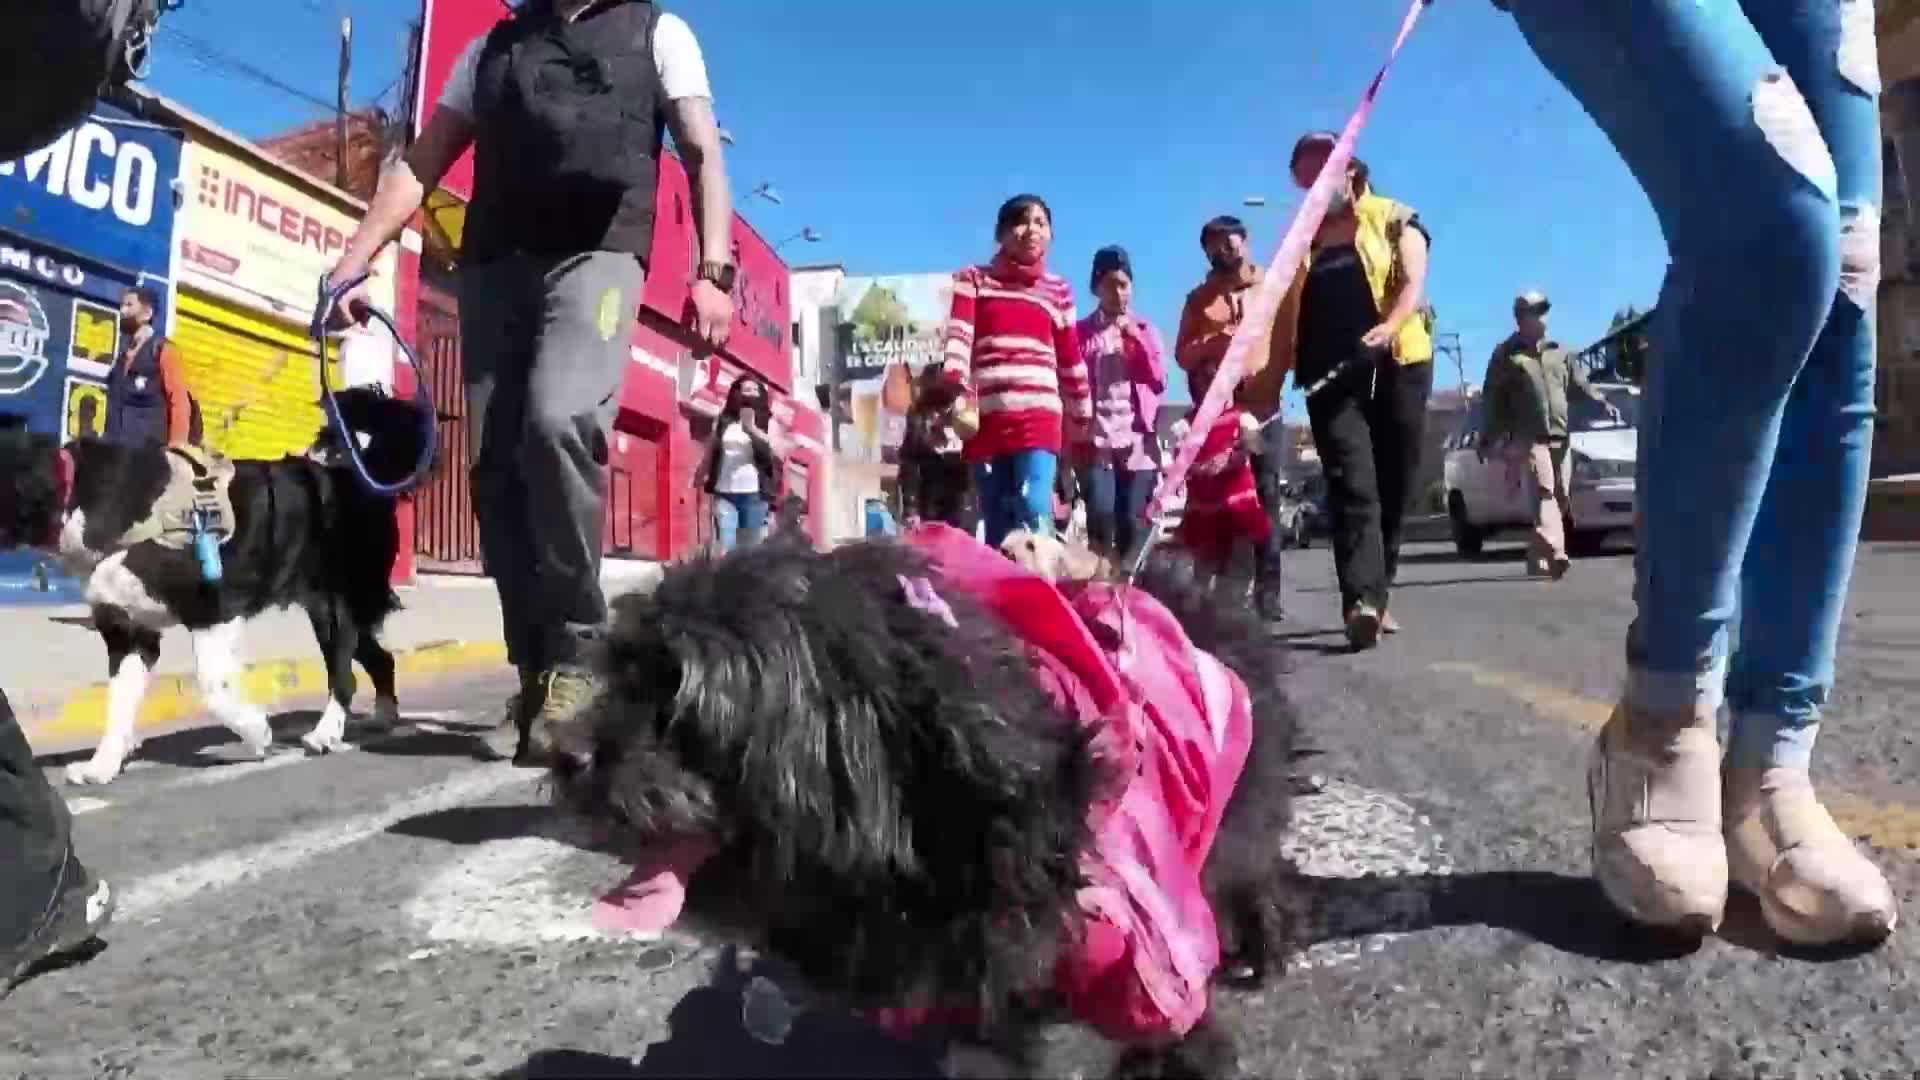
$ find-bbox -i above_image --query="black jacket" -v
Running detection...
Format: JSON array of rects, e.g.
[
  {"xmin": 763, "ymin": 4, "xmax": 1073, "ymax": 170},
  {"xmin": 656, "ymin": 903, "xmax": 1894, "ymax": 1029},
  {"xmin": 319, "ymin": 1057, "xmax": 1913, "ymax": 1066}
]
[{"xmin": 700, "ymin": 417, "xmax": 778, "ymax": 497}]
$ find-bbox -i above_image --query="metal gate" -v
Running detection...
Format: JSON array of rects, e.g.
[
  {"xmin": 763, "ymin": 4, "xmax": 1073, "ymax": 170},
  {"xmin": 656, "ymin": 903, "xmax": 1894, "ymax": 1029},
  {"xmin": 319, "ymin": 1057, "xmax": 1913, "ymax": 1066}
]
[{"xmin": 413, "ymin": 282, "xmax": 484, "ymax": 573}]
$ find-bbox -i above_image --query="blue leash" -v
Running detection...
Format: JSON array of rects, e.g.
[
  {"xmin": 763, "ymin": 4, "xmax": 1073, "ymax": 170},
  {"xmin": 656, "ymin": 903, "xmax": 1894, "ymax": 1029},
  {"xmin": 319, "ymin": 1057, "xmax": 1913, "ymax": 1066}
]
[{"xmin": 309, "ymin": 271, "xmax": 438, "ymax": 496}]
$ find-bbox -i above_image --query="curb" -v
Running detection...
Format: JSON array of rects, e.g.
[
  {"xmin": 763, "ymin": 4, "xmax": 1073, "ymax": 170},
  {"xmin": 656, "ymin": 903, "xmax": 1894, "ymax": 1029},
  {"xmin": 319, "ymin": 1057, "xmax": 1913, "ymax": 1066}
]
[{"xmin": 21, "ymin": 639, "xmax": 511, "ymax": 757}]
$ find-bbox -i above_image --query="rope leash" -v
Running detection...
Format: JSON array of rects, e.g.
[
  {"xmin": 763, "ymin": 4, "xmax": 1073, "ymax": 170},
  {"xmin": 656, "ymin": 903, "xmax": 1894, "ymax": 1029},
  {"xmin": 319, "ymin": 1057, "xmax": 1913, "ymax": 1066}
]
[
  {"xmin": 309, "ymin": 271, "xmax": 439, "ymax": 496},
  {"xmin": 1127, "ymin": 0, "xmax": 1433, "ymax": 589}
]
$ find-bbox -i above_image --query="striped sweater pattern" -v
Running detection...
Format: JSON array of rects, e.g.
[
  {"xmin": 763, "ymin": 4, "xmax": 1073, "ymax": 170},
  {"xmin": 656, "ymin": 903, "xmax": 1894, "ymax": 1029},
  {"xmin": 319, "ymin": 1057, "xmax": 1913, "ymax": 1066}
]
[{"xmin": 941, "ymin": 264, "xmax": 1093, "ymax": 462}]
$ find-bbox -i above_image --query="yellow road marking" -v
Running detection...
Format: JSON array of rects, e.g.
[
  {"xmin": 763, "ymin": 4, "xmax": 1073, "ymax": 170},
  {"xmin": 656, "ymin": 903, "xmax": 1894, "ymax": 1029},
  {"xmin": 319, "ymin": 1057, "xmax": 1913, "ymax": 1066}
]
[
  {"xmin": 1432, "ymin": 661, "xmax": 1920, "ymax": 856},
  {"xmin": 22, "ymin": 640, "xmax": 509, "ymax": 754}
]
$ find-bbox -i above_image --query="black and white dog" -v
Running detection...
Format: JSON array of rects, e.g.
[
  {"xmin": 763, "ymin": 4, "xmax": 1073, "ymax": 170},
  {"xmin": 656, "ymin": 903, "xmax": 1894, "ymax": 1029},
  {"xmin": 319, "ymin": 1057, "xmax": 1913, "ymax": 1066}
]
[{"xmin": 0, "ymin": 387, "xmax": 431, "ymax": 784}]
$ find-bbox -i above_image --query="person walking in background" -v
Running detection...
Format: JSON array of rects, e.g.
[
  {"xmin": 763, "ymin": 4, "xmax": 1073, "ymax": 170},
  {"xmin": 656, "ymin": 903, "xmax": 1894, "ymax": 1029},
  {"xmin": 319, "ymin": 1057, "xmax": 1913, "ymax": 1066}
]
[
  {"xmin": 1076, "ymin": 246, "xmax": 1168, "ymax": 565},
  {"xmin": 1499, "ymin": 0, "xmax": 1897, "ymax": 946},
  {"xmin": 107, "ymin": 286, "xmax": 193, "ymax": 448},
  {"xmin": 1177, "ymin": 358, "xmax": 1276, "ymax": 590},
  {"xmin": 327, "ymin": 0, "xmax": 736, "ymax": 766},
  {"xmin": 696, "ymin": 376, "xmax": 781, "ymax": 554},
  {"xmin": 1176, "ymin": 215, "xmax": 1287, "ymax": 625},
  {"xmin": 898, "ymin": 364, "xmax": 974, "ymax": 532},
  {"xmin": 1482, "ymin": 289, "xmax": 1619, "ymax": 581},
  {"xmin": 939, "ymin": 195, "xmax": 1091, "ymax": 547},
  {"xmin": 1268, "ymin": 138, "xmax": 1433, "ymax": 651}
]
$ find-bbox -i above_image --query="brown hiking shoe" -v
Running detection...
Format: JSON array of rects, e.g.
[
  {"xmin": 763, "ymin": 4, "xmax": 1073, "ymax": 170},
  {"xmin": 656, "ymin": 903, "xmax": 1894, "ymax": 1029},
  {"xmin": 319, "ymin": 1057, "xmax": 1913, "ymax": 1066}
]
[
  {"xmin": 520, "ymin": 668, "xmax": 598, "ymax": 767},
  {"xmin": 1345, "ymin": 603, "xmax": 1383, "ymax": 652}
]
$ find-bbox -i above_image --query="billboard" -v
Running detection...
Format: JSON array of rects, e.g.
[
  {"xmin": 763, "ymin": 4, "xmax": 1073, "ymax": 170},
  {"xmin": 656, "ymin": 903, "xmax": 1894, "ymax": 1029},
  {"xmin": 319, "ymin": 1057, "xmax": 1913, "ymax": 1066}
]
[
  {"xmin": 831, "ymin": 273, "xmax": 954, "ymax": 464},
  {"xmin": 0, "ymin": 237, "xmax": 142, "ymax": 439},
  {"xmin": 0, "ymin": 102, "xmax": 181, "ymax": 276},
  {"xmin": 177, "ymin": 140, "xmax": 398, "ymax": 321}
]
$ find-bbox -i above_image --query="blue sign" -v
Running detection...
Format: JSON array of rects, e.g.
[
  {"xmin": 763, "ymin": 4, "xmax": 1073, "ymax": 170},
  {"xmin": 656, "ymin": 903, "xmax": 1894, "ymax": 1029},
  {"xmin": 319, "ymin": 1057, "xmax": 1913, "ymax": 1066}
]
[
  {"xmin": 0, "ymin": 102, "xmax": 182, "ymax": 276},
  {"xmin": 0, "ymin": 235, "xmax": 134, "ymax": 438}
]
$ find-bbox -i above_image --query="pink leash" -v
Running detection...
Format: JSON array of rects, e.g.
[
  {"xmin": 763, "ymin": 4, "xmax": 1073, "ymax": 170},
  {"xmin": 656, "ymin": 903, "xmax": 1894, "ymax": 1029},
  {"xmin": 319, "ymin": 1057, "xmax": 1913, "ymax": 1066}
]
[{"xmin": 1139, "ymin": 0, "xmax": 1433, "ymax": 535}]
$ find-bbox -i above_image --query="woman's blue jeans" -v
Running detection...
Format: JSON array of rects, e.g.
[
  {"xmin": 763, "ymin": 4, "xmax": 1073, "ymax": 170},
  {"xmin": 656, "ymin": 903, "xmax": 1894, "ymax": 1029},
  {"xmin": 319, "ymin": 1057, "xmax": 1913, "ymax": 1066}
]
[
  {"xmin": 974, "ymin": 449, "xmax": 1058, "ymax": 548},
  {"xmin": 1508, "ymin": 0, "xmax": 1879, "ymax": 769},
  {"xmin": 712, "ymin": 491, "xmax": 769, "ymax": 554}
]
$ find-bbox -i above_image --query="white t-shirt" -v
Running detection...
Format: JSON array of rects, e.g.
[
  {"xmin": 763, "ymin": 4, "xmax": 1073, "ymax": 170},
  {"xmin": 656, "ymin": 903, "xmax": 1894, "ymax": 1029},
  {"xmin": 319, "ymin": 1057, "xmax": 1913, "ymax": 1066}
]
[
  {"xmin": 436, "ymin": 9, "xmax": 712, "ymax": 116},
  {"xmin": 714, "ymin": 422, "xmax": 761, "ymax": 495}
]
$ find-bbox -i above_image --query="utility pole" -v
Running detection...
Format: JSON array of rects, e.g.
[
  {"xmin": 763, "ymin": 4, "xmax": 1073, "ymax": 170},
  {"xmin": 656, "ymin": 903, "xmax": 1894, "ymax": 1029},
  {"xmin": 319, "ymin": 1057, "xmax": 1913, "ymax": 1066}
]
[
  {"xmin": 335, "ymin": 15, "xmax": 352, "ymax": 189},
  {"xmin": 1433, "ymin": 331, "xmax": 1466, "ymax": 390}
]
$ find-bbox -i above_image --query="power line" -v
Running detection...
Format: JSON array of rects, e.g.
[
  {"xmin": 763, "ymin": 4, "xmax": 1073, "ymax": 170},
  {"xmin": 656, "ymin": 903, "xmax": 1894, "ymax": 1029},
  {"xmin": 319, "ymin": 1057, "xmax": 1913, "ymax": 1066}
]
[{"xmin": 160, "ymin": 25, "xmax": 340, "ymax": 113}]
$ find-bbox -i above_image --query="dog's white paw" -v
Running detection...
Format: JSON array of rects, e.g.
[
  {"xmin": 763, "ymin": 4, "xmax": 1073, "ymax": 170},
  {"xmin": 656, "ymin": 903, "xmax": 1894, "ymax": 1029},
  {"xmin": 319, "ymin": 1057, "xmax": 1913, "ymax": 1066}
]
[
  {"xmin": 65, "ymin": 755, "xmax": 126, "ymax": 786},
  {"xmin": 368, "ymin": 695, "xmax": 401, "ymax": 733},
  {"xmin": 230, "ymin": 711, "xmax": 274, "ymax": 759},
  {"xmin": 299, "ymin": 728, "xmax": 353, "ymax": 755}
]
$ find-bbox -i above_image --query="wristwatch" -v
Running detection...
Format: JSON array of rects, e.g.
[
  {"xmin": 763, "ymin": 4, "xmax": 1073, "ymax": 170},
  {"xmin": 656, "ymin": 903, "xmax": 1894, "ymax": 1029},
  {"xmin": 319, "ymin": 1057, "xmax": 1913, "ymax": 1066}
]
[{"xmin": 696, "ymin": 261, "xmax": 737, "ymax": 292}]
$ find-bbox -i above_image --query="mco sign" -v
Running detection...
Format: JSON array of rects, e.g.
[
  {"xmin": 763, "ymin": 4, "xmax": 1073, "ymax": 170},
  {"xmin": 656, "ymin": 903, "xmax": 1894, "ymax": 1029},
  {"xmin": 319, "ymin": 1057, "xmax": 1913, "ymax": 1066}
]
[{"xmin": 0, "ymin": 103, "xmax": 181, "ymax": 277}]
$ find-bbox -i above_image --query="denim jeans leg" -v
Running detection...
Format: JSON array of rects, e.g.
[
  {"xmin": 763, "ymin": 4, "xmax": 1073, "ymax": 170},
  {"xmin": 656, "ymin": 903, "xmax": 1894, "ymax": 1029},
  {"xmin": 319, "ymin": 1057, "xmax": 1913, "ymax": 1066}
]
[
  {"xmin": 712, "ymin": 495, "xmax": 740, "ymax": 555},
  {"xmin": 1085, "ymin": 463, "xmax": 1118, "ymax": 553},
  {"xmin": 1724, "ymin": 0, "xmax": 1880, "ymax": 770},
  {"xmin": 1509, "ymin": 0, "xmax": 1844, "ymax": 716}
]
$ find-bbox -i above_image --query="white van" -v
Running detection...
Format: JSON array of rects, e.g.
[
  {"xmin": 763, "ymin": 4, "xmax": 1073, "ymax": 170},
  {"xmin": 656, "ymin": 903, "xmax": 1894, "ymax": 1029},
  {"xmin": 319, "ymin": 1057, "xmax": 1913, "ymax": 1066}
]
[{"xmin": 1440, "ymin": 382, "xmax": 1639, "ymax": 558}]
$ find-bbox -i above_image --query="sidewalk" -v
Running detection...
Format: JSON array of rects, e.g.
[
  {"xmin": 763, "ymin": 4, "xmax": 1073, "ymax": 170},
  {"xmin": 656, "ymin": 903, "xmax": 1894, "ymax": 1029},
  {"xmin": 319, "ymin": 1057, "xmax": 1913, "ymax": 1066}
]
[{"xmin": 4, "ymin": 560, "xmax": 664, "ymax": 756}]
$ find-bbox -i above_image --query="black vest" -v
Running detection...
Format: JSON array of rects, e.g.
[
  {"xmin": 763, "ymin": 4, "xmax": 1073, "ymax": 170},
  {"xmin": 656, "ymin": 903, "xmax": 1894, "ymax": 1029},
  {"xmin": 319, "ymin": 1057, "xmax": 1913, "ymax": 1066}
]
[
  {"xmin": 464, "ymin": 0, "xmax": 666, "ymax": 264},
  {"xmin": 106, "ymin": 332, "xmax": 168, "ymax": 447}
]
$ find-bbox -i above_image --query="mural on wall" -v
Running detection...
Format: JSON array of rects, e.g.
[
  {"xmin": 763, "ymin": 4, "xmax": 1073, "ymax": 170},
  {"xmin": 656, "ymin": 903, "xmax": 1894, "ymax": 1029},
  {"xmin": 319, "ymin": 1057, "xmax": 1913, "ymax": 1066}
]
[
  {"xmin": 831, "ymin": 273, "xmax": 953, "ymax": 464},
  {"xmin": 0, "ymin": 102, "xmax": 180, "ymax": 438}
]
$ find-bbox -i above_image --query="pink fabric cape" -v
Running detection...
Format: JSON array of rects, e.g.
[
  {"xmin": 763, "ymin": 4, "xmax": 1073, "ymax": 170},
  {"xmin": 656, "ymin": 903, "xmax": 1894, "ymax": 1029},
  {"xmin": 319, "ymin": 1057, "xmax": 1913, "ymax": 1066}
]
[
  {"xmin": 906, "ymin": 523, "xmax": 1254, "ymax": 1042},
  {"xmin": 591, "ymin": 524, "xmax": 1254, "ymax": 1044}
]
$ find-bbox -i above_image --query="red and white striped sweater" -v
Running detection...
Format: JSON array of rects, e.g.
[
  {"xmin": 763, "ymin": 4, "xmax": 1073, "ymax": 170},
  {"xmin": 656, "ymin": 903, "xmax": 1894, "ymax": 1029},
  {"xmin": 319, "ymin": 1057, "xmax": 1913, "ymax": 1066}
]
[{"xmin": 941, "ymin": 258, "xmax": 1092, "ymax": 463}]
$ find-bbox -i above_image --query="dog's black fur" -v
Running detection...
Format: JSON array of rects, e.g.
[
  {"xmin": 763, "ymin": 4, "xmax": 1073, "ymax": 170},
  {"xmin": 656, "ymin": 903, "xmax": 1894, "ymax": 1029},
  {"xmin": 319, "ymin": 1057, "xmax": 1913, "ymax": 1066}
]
[
  {"xmin": 553, "ymin": 538, "xmax": 1299, "ymax": 1078},
  {"xmin": 0, "ymin": 388, "xmax": 432, "ymax": 748}
]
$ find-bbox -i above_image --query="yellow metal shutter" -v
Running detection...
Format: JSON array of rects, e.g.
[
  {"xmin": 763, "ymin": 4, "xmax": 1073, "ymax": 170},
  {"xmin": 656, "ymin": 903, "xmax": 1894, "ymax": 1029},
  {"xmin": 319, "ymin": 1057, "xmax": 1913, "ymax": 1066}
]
[{"xmin": 173, "ymin": 290, "xmax": 343, "ymax": 461}]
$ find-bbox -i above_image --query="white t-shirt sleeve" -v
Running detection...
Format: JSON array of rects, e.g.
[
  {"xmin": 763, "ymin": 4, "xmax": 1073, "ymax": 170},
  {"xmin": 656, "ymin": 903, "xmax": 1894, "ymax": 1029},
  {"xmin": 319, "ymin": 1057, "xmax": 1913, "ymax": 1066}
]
[
  {"xmin": 435, "ymin": 37, "xmax": 483, "ymax": 116},
  {"xmin": 652, "ymin": 13, "xmax": 712, "ymax": 101}
]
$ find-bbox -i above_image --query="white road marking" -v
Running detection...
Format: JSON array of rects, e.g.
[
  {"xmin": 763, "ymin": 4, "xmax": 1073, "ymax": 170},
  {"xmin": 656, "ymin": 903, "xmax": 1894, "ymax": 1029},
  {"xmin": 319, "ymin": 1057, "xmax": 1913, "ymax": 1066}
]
[
  {"xmin": 405, "ymin": 831, "xmax": 641, "ymax": 946},
  {"xmin": 1279, "ymin": 779, "xmax": 1454, "ymax": 971},
  {"xmin": 401, "ymin": 778, "xmax": 1452, "ymax": 968},
  {"xmin": 119, "ymin": 764, "xmax": 534, "ymax": 922},
  {"xmin": 66, "ymin": 796, "xmax": 111, "ymax": 815}
]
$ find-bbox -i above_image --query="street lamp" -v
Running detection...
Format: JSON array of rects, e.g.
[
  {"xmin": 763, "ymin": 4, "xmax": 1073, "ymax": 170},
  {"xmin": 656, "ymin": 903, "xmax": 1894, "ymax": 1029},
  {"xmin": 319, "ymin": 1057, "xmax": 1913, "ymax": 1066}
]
[
  {"xmin": 749, "ymin": 182, "xmax": 783, "ymax": 206},
  {"xmin": 1242, "ymin": 195, "xmax": 1269, "ymax": 208},
  {"xmin": 775, "ymin": 227, "xmax": 823, "ymax": 253},
  {"xmin": 717, "ymin": 127, "xmax": 736, "ymax": 146}
]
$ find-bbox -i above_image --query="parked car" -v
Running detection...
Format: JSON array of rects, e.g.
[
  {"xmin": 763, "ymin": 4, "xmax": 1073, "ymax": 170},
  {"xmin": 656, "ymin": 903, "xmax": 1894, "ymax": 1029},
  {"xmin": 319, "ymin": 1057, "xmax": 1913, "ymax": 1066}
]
[{"xmin": 1440, "ymin": 383, "xmax": 1639, "ymax": 558}]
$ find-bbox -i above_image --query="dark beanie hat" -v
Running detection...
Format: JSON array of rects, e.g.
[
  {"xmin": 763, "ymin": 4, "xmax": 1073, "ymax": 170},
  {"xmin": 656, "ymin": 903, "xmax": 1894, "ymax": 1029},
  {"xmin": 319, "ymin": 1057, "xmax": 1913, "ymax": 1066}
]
[{"xmin": 1090, "ymin": 245, "xmax": 1132, "ymax": 290}]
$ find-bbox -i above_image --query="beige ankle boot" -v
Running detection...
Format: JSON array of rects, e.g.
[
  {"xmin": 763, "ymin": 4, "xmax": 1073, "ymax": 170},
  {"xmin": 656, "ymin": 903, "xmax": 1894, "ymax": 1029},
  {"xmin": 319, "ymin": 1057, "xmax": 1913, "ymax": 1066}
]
[
  {"xmin": 1725, "ymin": 767, "xmax": 1898, "ymax": 947},
  {"xmin": 1588, "ymin": 705, "xmax": 1728, "ymax": 933}
]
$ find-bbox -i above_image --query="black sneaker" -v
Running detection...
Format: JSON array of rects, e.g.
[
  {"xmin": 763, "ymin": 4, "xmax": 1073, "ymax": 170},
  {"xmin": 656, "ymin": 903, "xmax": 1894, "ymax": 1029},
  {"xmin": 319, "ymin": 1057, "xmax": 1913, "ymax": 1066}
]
[
  {"xmin": 3, "ymin": 854, "xmax": 113, "ymax": 998},
  {"xmin": 1254, "ymin": 589, "xmax": 1285, "ymax": 627},
  {"xmin": 476, "ymin": 670, "xmax": 543, "ymax": 764}
]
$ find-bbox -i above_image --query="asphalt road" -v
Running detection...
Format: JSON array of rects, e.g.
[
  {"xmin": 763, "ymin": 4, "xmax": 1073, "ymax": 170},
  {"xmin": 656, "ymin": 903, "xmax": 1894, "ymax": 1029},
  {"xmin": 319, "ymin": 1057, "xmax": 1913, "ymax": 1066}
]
[{"xmin": 5, "ymin": 539, "xmax": 1918, "ymax": 1079}]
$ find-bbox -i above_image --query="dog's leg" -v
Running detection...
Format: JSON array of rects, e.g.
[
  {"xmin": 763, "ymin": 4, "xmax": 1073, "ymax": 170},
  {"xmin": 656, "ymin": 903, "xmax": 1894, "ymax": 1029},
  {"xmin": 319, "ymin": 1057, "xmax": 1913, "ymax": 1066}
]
[
  {"xmin": 353, "ymin": 632, "xmax": 399, "ymax": 734},
  {"xmin": 301, "ymin": 601, "xmax": 357, "ymax": 755},
  {"xmin": 1109, "ymin": 1012, "xmax": 1240, "ymax": 1080},
  {"xmin": 192, "ymin": 618, "xmax": 273, "ymax": 759},
  {"xmin": 66, "ymin": 614, "xmax": 159, "ymax": 786}
]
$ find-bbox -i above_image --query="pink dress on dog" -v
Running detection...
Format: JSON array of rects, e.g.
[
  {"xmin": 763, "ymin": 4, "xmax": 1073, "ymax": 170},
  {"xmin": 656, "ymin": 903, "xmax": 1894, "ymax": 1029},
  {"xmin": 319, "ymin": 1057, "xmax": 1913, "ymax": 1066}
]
[{"xmin": 591, "ymin": 524, "xmax": 1253, "ymax": 1045}]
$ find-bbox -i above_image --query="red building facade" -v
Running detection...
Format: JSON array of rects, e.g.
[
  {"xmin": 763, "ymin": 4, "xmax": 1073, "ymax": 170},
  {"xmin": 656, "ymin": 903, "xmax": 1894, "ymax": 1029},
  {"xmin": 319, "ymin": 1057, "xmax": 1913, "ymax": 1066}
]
[{"xmin": 408, "ymin": 0, "xmax": 825, "ymax": 563}]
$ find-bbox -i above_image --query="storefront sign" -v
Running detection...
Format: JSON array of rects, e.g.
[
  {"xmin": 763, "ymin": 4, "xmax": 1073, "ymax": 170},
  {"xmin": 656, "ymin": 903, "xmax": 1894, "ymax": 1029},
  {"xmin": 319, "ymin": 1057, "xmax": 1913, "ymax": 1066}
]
[
  {"xmin": 177, "ymin": 140, "xmax": 396, "ymax": 320},
  {"xmin": 0, "ymin": 103, "xmax": 181, "ymax": 274},
  {"xmin": 832, "ymin": 273, "xmax": 954, "ymax": 383},
  {"xmin": 0, "ymin": 235, "xmax": 139, "ymax": 437}
]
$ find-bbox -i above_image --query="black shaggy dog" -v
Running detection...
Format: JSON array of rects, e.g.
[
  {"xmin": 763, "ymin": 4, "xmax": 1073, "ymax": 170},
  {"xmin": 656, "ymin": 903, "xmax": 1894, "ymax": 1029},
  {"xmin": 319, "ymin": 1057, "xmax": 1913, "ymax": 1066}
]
[
  {"xmin": 0, "ymin": 387, "xmax": 432, "ymax": 785},
  {"xmin": 552, "ymin": 536, "xmax": 1299, "ymax": 1078}
]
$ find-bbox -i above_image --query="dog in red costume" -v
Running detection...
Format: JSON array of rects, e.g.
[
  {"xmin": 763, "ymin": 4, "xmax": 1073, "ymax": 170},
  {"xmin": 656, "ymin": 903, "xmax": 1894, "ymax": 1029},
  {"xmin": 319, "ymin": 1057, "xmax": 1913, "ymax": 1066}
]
[{"xmin": 552, "ymin": 524, "xmax": 1297, "ymax": 1077}]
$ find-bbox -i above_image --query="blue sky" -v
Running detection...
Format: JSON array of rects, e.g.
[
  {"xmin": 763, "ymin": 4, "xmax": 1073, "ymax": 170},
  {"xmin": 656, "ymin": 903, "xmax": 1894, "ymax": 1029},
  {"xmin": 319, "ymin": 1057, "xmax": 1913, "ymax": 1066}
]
[{"xmin": 143, "ymin": 1, "xmax": 1668, "ymax": 407}]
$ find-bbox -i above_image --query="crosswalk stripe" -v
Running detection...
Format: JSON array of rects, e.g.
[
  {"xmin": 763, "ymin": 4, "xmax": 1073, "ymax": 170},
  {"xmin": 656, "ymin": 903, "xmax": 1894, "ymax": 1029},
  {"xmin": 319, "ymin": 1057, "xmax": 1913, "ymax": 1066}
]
[{"xmin": 119, "ymin": 764, "xmax": 535, "ymax": 921}]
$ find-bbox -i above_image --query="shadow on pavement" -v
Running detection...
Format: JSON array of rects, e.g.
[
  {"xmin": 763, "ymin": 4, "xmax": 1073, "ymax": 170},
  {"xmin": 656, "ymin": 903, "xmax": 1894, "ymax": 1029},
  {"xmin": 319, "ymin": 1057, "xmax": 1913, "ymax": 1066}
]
[
  {"xmin": 1395, "ymin": 547, "xmax": 1530, "ymax": 567},
  {"xmin": 1293, "ymin": 869, "xmax": 1709, "ymax": 965},
  {"xmin": 387, "ymin": 803, "xmax": 574, "ymax": 846},
  {"xmin": 492, "ymin": 951, "xmax": 946, "ymax": 1080}
]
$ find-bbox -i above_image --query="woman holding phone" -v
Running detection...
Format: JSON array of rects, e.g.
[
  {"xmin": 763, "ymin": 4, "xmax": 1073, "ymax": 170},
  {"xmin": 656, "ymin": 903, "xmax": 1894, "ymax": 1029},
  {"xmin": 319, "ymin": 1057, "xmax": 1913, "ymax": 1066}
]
[{"xmin": 697, "ymin": 376, "xmax": 781, "ymax": 554}]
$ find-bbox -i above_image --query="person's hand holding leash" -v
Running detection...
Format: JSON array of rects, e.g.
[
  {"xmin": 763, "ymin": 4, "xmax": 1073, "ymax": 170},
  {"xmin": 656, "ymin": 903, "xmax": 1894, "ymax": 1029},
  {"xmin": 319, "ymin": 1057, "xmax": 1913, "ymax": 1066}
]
[
  {"xmin": 1360, "ymin": 321, "xmax": 1399, "ymax": 350},
  {"xmin": 321, "ymin": 258, "xmax": 374, "ymax": 331}
]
